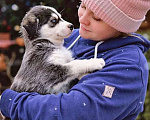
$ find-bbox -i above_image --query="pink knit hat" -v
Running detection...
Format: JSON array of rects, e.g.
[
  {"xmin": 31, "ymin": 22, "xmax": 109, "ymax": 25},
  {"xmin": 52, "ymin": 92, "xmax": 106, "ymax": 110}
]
[{"xmin": 83, "ymin": 0, "xmax": 150, "ymax": 33}]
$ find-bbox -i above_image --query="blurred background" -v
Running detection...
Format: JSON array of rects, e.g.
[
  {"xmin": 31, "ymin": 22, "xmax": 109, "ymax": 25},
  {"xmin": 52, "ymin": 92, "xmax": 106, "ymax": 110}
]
[{"xmin": 0, "ymin": 0, "xmax": 149, "ymax": 120}]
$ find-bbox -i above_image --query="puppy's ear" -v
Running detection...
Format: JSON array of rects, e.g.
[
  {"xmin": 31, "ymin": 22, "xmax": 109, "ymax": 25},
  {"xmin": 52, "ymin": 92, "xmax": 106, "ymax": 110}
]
[{"xmin": 21, "ymin": 14, "xmax": 39, "ymax": 40}]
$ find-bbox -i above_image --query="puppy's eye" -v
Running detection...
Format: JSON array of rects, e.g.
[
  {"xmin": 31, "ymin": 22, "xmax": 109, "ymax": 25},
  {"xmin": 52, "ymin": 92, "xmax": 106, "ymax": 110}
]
[
  {"xmin": 51, "ymin": 18, "xmax": 57, "ymax": 23},
  {"xmin": 36, "ymin": 44, "xmax": 43, "ymax": 49},
  {"xmin": 49, "ymin": 17, "xmax": 58, "ymax": 27}
]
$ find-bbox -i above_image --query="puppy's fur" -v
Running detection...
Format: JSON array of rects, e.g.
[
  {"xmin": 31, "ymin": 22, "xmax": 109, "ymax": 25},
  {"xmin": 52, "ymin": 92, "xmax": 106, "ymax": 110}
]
[{"xmin": 10, "ymin": 5, "xmax": 105, "ymax": 95}]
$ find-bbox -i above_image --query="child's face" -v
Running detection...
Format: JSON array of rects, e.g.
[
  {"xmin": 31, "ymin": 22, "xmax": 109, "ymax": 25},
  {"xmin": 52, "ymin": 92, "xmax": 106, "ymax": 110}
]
[{"xmin": 78, "ymin": 1, "xmax": 120, "ymax": 41}]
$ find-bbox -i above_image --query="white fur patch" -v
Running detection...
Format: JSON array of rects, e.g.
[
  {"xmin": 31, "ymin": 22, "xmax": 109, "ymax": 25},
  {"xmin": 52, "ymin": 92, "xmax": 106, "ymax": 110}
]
[
  {"xmin": 51, "ymin": 13, "xmax": 59, "ymax": 19},
  {"xmin": 47, "ymin": 47, "xmax": 73, "ymax": 65},
  {"xmin": 42, "ymin": 6, "xmax": 61, "ymax": 18}
]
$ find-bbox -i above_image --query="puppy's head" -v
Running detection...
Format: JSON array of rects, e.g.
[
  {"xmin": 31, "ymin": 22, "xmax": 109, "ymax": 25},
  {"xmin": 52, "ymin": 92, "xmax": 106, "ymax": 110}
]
[{"xmin": 21, "ymin": 5, "xmax": 74, "ymax": 46}]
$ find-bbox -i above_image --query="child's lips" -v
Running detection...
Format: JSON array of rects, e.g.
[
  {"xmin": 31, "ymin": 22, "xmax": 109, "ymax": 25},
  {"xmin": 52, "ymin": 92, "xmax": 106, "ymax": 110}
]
[{"xmin": 80, "ymin": 25, "xmax": 91, "ymax": 32}]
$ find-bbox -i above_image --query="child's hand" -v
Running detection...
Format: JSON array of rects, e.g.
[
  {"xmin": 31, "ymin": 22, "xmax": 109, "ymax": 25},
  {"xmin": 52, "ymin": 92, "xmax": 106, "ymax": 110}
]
[
  {"xmin": 0, "ymin": 111, "xmax": 5, "ymax": 120},
  {"xmin": 0, "ymin": 95, "xmax": 5, "ymax": 120}
]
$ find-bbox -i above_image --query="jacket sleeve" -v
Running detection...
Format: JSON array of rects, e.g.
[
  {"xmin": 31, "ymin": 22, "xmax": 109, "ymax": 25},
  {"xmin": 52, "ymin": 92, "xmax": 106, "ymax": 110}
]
[{"xmin": 0, "ymin": 59, "xmax": 147, "ymax": 120}]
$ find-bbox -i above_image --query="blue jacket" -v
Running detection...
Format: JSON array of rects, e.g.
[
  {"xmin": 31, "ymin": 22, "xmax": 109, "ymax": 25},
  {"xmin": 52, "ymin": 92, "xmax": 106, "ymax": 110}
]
[{"xmin": 0, "ymin": 29, "xmax": 150, "ymax": 120}]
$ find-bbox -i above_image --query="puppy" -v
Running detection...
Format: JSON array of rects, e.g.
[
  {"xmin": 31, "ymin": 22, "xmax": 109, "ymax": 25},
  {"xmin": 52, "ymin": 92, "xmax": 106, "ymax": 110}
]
[{"xmin": 10, "ymin": 5, "xmax": 105, "ymax": 95}]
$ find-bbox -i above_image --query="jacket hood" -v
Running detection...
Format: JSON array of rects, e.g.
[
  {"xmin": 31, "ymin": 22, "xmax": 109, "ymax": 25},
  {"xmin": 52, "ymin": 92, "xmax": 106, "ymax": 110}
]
[
  {"xmin": 64, "ymin": 29, "xmax": 150, "ymax": 59},
  {"xmin": 99, "ymin": 33, "xmax": 150, "ymax": 53},
  {"xmin": 68, "ymin": 29, "xmax": 150, "ymax": 53}
]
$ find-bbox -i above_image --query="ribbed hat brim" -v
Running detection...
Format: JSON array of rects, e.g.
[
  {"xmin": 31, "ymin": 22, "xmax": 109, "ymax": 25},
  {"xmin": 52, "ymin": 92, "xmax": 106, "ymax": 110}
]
[{"xmin": 84, "ymin": 0, "xmax": 145, "ymax": 33}]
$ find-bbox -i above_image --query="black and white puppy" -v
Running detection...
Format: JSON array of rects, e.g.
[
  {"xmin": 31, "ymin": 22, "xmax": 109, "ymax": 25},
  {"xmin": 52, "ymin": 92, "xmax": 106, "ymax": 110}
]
[{"xmin": 10, "ymin": 5, "xmax": 105, "ymax": 94}]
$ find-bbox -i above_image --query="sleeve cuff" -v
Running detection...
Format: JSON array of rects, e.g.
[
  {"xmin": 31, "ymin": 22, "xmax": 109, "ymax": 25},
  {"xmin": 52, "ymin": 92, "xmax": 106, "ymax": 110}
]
[{"xmin": 0, "ymin": 89, "xmax": 19, "ymax": 117}]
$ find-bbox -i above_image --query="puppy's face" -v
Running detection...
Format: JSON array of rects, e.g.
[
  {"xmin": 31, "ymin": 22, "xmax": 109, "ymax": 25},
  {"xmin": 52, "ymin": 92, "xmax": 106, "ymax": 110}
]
[{"xmin": 21, "ymin": 6, "xmax": 74, "ymax": 45}]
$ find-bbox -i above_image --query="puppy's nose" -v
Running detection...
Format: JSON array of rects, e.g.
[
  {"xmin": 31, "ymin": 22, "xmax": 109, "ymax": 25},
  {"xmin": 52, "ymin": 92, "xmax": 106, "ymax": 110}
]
[{"xmin": 68, "ymin": 24, "xmax": 74, "ymax": 31}]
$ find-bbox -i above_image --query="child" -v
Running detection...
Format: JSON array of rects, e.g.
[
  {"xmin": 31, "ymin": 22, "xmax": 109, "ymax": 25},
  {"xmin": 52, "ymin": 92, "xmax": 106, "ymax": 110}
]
[{"xmin": 0, "ymin": 0, "xmax": 150, "ymax": 119}]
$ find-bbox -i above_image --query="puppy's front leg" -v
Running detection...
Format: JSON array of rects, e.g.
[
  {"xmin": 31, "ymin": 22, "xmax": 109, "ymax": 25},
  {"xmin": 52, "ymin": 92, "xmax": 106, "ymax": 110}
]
[{"xmin": 64, "ymin": 58, "xmax": 105, "ymax": 76}]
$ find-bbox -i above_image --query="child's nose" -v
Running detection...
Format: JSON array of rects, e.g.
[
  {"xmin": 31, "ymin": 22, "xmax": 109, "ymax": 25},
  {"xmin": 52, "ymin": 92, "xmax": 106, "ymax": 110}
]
[{"xmin": 79, "ymin": 11, "xmax": 90, "ymax": 26}]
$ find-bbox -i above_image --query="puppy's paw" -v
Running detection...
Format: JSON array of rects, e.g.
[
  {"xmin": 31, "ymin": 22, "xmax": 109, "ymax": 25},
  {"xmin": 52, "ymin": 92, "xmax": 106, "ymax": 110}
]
[{"xmin": 88, "ymin": 58, "xmax": 105, "ymax": 71}]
